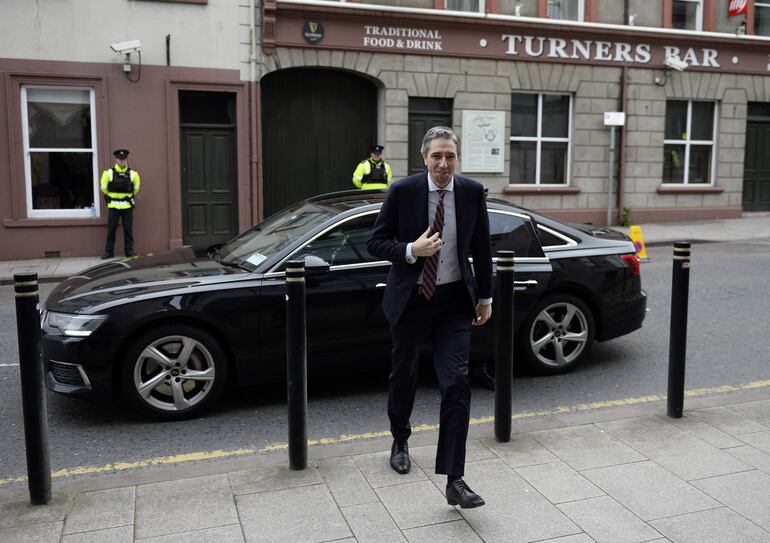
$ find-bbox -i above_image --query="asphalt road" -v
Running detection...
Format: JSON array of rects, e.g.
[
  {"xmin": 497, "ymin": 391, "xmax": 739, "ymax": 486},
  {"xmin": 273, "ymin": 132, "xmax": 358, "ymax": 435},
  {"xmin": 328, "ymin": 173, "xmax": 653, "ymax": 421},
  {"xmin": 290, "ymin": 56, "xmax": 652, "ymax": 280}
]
[{"xmin": 1, "ymin": 240, "xmax": 769, "ymax": 485}]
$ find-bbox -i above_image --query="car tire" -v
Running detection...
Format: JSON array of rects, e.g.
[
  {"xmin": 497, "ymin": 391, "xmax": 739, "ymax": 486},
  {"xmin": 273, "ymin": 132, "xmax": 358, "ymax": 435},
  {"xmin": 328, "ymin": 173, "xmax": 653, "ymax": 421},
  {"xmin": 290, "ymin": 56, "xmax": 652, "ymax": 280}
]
[
  {"xmin": 519, "ymin": 294, "xmax": 595, "ymax": 375},
  {"xmin": 121, "ymin": 323, "xmax": 228, "ymax": 420}
]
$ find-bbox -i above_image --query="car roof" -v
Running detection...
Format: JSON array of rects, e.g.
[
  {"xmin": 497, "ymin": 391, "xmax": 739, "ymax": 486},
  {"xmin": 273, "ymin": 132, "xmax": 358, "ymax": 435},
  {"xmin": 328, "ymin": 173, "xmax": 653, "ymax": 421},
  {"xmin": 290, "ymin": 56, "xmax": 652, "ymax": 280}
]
[{"xmin": 304, "ymin": 189, "xmax": 536, "ymax": 217}]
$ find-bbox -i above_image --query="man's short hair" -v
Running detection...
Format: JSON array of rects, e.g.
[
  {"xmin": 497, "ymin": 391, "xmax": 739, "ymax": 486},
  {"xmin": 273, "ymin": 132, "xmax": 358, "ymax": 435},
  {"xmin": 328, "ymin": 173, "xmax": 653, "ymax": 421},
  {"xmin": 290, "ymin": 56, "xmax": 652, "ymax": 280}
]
[{"xmin": 420, "ymin": 126, "xmax": 461, "ymax": 159}]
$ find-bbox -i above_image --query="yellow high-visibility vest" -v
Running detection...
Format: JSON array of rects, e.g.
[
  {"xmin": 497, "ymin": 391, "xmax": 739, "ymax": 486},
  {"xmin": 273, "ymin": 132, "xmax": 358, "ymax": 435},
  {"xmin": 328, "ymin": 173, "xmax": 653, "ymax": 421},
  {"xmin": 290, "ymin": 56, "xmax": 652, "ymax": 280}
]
[
  {"xmin": 352, "ymin": 158, "xmax": 392, "ymax": 190},
  {"xmin": 100, "ymin": 164, "xmax": 141, "ymax": 210}
]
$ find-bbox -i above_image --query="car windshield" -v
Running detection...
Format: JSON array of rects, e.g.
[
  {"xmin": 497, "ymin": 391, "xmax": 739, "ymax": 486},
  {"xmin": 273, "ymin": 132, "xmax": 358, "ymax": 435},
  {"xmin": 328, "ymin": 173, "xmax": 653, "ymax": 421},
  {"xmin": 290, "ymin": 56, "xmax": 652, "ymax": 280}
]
[{"xmin": 218, "ymin": 202, "xmax": 335, "ymax": 270}]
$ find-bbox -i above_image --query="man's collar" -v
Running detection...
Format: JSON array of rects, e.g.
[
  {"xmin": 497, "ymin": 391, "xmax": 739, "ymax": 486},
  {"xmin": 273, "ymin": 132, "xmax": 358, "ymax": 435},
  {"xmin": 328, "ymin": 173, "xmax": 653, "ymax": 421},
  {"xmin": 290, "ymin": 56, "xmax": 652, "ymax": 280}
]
[
  {"xmin": 114, "ymin": 163, "xmax": 128, "ymax": 172},
  {"xmin": 427, "ymin": 174, "xmax": 454, "ymax": 192}
]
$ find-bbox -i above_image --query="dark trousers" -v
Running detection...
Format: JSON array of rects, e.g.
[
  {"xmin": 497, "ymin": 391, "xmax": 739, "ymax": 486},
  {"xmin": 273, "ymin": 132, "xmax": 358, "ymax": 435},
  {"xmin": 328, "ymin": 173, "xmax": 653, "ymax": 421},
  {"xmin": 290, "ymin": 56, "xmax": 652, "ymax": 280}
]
[
  {"xmin": 105, "ymin": 207, "xmax": 134, "ymax": 256},
  {"xmin": 388, "ymin": 281, "xmax": 472, "ymax": 476}
]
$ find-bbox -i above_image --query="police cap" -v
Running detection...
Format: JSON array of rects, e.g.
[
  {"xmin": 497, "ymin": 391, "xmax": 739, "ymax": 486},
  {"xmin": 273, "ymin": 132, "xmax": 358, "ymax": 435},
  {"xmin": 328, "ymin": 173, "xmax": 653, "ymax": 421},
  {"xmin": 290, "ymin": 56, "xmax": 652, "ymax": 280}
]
[
  {"xmin": 370, "ymin": 145, "xmax": 385, "ymax": 153},
  {"xmin": 113, "ymin": 149, "xmax": 130, "ymax": 159}
]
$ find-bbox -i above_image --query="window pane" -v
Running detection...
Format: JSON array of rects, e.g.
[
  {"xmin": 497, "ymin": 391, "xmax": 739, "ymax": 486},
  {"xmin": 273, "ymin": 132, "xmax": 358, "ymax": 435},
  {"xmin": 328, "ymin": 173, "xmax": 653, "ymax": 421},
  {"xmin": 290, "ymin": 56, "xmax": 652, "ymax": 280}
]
[
  {"xmin": 511, "ymin": 93, "xmax": 538, "ymax": 137},
  {"xmin": 665, "ymin": 101, "xmax": 688, "ymax": 140},
  {"xmin": 672, "ymin": 0, "xmax": 698, "ymax": 30},
  {"xmin": 509, "ymin": 141, "xmax": 537, "ymax": 183},
  {"xmin": 30, "ymin": 152, "xmax": 94, "ymax": 209},
  {"xmin": 548, "ymin": 0, "xmax": 580, "ymax": 20},
  {"xmin": 27, "ymin": 89, "xmax": 92, "ymax": 149},
  {"xmin": 688, "ymin": 145, "xmax": 712, "ymax": 184},
  {"xmin": 690, "ymin": 102, "xmax": 714, "ymax": 140},
  {"xmin": 489, "ymin": 214, "xmax": 544, "ymax": 257},
  {"xmin": 756, "ymin": 5, "xmax": 770, "ymax": 36},
  {"xmin": 446, "ymin": 0, "xmax": 479, "ymax": 12},
  {"xmin": 300, "ymin": 214, "xmax": 378, "ymax": 266},
  {"xmin": 540, "ymin": 142, "xmax": 568, "ymax": 184},
  {"xmin": 662, "ymin": 144, "xmax": 685, "ymax": 183},
  {"xmin": 541, "ymin": 95, "xmax": 570, "ymax": 138}
]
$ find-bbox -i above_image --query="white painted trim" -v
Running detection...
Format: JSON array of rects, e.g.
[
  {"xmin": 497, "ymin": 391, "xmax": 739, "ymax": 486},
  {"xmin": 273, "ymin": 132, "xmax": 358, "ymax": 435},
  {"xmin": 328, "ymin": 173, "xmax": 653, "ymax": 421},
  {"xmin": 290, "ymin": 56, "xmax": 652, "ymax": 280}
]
[
  {"xmin": 509, "ymin": 92, "xmax": 571, "ymax": 186},
  {"xmin": 21, "ymin": 85, "xmax": 99, "ymax": 219},
  {"xmin": 662, "ymin": 99, "xmax": 717, "ymax": 185}
]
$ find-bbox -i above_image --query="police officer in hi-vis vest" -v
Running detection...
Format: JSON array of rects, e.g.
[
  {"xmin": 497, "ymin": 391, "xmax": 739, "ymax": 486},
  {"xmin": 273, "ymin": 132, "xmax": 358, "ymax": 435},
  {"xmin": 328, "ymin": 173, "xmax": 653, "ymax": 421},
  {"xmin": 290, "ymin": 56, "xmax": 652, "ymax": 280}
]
[
  {"xmin": 352, "ymin": 144, "xmax": 393, "ymax": 190},
  {"xmin": 100, "ymin": 149, "xmax": 141, "ymax": 259}
]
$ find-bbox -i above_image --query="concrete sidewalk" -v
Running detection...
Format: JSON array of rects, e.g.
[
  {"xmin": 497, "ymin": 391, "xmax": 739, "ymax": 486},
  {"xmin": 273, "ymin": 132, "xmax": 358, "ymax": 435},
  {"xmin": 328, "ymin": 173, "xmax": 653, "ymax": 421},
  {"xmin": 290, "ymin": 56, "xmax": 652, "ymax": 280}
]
[
  {"xmin": 1, "ymin": 388, "xmax": 769, "ymax": 543},
  {"xmin": 1, "ymin": 214, "xmax": 769, "ymax": 286}
]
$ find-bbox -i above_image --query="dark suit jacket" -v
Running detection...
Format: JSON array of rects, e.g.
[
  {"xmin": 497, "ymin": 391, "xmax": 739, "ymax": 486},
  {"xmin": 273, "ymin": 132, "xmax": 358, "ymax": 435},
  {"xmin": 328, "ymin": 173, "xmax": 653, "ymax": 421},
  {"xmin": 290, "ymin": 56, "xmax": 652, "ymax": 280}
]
[{"xmin": 367, "ymin": 172, "xmax": 493, "ymax": 325}]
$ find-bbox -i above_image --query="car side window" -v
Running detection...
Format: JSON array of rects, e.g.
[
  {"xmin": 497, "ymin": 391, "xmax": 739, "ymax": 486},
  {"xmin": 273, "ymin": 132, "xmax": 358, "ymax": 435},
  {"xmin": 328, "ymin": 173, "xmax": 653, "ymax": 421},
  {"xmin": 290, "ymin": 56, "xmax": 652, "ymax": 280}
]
[
  {"xmin": 300, "ymin": 213, "xmax": 380, "ymax": 266},
  {"xmin": 489, "ymin": 212, "xmax": 544, "ymax": 258}
]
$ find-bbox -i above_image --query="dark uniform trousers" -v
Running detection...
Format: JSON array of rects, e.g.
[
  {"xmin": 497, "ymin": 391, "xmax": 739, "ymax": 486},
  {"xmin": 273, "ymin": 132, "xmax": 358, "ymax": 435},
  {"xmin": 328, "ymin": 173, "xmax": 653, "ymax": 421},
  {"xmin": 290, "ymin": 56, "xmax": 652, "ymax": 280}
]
[
  {"xmin": 388, "ymin": 280, "xmax": 472, "ymax": 476},
  {"xmin": 105, "ymin": 207, "xmax": 134, "ymax": 256}
]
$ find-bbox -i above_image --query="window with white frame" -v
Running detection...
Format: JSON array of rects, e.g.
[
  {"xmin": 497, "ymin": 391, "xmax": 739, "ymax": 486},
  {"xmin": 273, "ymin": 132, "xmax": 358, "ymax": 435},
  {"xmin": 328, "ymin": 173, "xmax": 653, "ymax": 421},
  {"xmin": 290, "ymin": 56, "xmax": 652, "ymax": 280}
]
[
  {"xmin": 756, "ymin": 2, "xmax": 770, "ymax": 36},
  {"xmin": 445, "ymin": 0, "xmax": 484, "ymax": 13},
  {"xmin": 547, "ymin": 0, "xmax": 584, "ymax": 21},
  {"xmin": 509, "ymin": 93, "xmax": 571, "ymax": 185},
  {"xmin": 662, "ymin": 100, "xmax": 717, "ymax": 184},
  {"xmin": 671, "ymin": 0, "xmax": 702, "ymax": 31},
  {"xmin": 21, "ymin": 86, "xmax": 99, "ymax": 218}
]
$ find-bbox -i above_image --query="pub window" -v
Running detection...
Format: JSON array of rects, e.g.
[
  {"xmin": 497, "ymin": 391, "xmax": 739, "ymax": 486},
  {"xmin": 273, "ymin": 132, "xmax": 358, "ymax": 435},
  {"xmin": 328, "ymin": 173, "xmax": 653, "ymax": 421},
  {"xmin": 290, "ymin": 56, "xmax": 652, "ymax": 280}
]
[
  {"xmin": 445, "ymin": 0, "xmax": 485, "ymax": 13},
  {"xmin": 671, "ymin": 0, "xmax": 702, "ymax": 31},
  {"xmin": 547, "ymin": 0, "xmax": 584, "ymax": 21},
  {"xmin": 756, "ymin": 2, "xmax": 770, "ymax": 36},
  {"xmin": 662, "ymin": 100, "xmax": 717, "ymax": 184},
  {"xmin": 509, "ymin": 93, "xmax": 572, "ymax": 185},
  {"xmin": 21, "ymin": 86, "xmax": 100, "ymax": 218}
]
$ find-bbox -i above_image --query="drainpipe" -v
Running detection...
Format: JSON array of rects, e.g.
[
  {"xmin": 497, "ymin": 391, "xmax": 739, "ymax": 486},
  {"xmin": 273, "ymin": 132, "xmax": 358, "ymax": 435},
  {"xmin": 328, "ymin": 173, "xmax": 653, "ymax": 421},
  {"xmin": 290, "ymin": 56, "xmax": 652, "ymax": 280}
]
[
  {"xmin": 249, "ymin": 0, "xmax": 259, "ymax": 224},
  {"xmin": 623, "ymin": 0, "xmax": 630, "ymax": 25},
  {"xmin": 617, "ymin": 65, "xmax": 628, "ymax": 224}
]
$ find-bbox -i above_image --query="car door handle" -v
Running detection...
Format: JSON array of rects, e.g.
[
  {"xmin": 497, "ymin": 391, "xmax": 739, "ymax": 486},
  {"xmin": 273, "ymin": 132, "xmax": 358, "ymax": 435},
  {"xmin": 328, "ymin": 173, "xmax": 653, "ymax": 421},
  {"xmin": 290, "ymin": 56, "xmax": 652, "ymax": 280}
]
[
  {"xmin": 513, "ymin": 280, "xmax": 538, "ymax": 287},
  {"xmin": 376, "ymin": 283, "xmax": 387, "ymax": 288}
]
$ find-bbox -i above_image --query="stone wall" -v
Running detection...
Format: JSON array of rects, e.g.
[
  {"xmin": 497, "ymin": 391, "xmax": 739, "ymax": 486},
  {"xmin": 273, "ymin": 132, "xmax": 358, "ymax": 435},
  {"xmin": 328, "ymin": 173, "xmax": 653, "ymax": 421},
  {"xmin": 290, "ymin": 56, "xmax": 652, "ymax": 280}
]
[{"xmin": 262, "ymin": 46, "xmax": 759, "ymax": 217}]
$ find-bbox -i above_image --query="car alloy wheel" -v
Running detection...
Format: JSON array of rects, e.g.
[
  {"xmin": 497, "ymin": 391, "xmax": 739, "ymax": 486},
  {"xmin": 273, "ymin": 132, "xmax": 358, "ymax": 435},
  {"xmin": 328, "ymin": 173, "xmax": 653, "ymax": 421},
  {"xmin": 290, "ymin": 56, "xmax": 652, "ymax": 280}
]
[
  {"xmin": 523, "ymin": 294, "xmax": 594, "ymax": 373},
  {"xmin": 123, "ymin": 324, "xmax": 228, "ymax": 419}
]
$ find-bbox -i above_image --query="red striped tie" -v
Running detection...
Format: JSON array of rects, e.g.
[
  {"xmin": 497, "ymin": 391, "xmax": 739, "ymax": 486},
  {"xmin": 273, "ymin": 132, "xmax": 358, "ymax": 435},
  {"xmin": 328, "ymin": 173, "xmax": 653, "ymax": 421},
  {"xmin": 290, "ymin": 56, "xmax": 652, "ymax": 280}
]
[{"xmin": 420, "ymin": 190, "xmax": 446, "ymax": 300}]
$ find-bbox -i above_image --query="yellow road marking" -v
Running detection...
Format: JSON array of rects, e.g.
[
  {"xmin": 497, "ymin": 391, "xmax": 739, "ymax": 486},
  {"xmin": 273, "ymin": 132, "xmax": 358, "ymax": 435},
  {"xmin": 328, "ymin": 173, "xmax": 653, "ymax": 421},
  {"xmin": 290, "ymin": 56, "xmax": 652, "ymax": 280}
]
[{"xmin": 1, "ymin": 378, "xmax": 768, "ymax": 486}]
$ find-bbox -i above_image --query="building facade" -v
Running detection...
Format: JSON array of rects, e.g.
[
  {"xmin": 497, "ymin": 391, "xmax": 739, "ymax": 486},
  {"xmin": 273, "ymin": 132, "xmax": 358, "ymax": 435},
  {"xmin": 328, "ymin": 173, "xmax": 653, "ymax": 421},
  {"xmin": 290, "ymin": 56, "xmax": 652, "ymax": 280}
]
[
  {"xmin": 2, "ymin": 0, "xmax": 770, "ymax": 260},
  {"xmin": 0, "ymin": 0, "xmax": 259, "ymax": 260}
]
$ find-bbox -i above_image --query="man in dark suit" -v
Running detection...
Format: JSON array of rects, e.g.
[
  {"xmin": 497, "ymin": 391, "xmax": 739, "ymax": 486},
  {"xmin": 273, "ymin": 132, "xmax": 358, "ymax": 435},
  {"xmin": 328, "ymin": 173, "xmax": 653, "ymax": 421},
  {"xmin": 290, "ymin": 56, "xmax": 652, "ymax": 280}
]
[{"xmin": 367, "ymin": 126, "xmax": 493, "ymax": 508}]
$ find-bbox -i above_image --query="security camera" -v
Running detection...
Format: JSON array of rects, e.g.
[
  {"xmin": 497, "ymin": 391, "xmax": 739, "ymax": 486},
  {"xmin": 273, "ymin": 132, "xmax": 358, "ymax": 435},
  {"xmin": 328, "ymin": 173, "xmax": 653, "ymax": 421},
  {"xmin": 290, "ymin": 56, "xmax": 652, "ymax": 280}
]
[
  {"xmin": 663, "ymin": 56, "xmax": 688, "ymax": 72},
  {"xmin": 110, "ymin": 40, "xmax": 142, "ymax": 54}
]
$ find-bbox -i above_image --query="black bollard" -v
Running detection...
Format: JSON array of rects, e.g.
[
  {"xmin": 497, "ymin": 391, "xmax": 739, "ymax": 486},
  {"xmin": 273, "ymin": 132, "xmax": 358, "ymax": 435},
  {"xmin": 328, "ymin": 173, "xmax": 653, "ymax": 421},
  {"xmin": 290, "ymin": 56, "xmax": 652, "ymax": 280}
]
[
  {"xmin": 494, "ymin": 251, "xmax": 515, "ymax": 442},
  {"xmin": 14, "ymin": 273, "xmax": 51, "ymax": 505},
  {"xmin": 285, "ymin": 260, "xmax": 307, "ymax": 470},
  {"xmin": 667, "ymin": 241, "xmax": 691, "ymax": 419}
]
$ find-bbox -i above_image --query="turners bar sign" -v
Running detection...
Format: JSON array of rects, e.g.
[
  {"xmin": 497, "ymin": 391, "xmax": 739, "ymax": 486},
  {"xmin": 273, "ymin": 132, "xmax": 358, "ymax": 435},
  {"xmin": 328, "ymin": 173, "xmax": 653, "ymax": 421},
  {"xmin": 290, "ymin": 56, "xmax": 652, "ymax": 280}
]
[{"xmin": 502, "ymin": 34, "xmax": 720, "ymax": 67}]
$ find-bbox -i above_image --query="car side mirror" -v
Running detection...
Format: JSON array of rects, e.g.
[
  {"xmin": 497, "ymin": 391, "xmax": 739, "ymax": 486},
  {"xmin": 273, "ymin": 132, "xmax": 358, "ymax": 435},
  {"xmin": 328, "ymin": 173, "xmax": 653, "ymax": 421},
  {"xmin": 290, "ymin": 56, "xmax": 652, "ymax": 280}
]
[{"xmin": 303, "ymin": 254, "xmax": 330, "ymax": 275}]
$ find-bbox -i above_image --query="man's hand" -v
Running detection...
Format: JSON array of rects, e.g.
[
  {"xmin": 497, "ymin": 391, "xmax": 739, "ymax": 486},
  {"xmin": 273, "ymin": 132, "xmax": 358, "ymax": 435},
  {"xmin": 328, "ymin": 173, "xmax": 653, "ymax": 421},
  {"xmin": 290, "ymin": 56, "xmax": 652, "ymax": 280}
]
[
  {"xmin": 412, "ymin": 226, "xmax": 442, "ymax": 257},
  {"xmin": 473, "ymin": 303, "xmax": 492, "ymax": 326}
]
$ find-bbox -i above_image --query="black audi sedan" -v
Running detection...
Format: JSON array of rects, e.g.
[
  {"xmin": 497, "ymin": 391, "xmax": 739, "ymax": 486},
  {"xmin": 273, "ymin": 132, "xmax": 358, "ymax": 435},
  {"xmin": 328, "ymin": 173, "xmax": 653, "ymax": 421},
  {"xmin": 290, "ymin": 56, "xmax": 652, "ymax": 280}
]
[{"xmin": 41, "ymin": 190, "xmax": 646, "ymax": 420}]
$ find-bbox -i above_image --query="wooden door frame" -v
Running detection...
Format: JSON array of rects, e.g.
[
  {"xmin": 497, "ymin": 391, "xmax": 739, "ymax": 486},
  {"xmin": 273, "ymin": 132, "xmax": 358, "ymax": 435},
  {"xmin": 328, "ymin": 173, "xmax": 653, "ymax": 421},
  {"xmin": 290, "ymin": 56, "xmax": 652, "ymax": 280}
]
[
  {"xmin": 166, "ymin": 81, "xmax": 250, "ymax": 249},
  {"xmin": 744, "ymin": 116, "xmax": 770, "ymax": 211},
  {"xmin": 179, "ymin": 125, "xmax": 238, "ymax": 248}
]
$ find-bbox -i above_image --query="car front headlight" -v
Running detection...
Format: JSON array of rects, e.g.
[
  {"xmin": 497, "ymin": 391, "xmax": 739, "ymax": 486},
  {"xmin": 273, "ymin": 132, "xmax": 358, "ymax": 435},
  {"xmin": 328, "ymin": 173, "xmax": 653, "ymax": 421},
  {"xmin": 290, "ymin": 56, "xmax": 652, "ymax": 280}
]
[{"xmin": 43, "ymin": 312, "xmax": 107, "ymax": 337}]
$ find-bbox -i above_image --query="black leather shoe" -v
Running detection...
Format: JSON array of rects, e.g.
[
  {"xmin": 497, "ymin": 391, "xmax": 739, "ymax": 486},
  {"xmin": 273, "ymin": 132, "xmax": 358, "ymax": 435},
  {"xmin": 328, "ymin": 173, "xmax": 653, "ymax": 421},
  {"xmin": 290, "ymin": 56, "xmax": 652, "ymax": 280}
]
[
  {"xmin": 125, "ymin": 252, "xmax": 135, "ymax": 257},
  {"xmin": 471, "ymin": 372, "xmax": 495, "ymax": 391},
  {"xmin": 390, "ymin": 440, "xmax": 410, "ymax": 474},
  {"xmin": 446, "ymin": 478, "xmax": 485, "ymax": 508},
  {"xmin": 100, "ymin": 253, "xmax": 113, "ymax": 260}
]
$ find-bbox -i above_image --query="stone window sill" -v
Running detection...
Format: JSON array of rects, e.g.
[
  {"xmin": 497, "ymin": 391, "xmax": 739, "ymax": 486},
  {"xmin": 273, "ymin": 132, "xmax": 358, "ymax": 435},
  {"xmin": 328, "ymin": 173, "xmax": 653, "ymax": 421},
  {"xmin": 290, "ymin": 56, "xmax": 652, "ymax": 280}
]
[
  {"xmin": 656, "ymin": 185, "xmax": 724, "ymax": 194},
  {"xmin": 3, "ymin": 218, "xmax": 108, "ymax": 228},
  {"xmin": 503, "ymin": 186, "xmax": 581, "ymax": 195}
]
